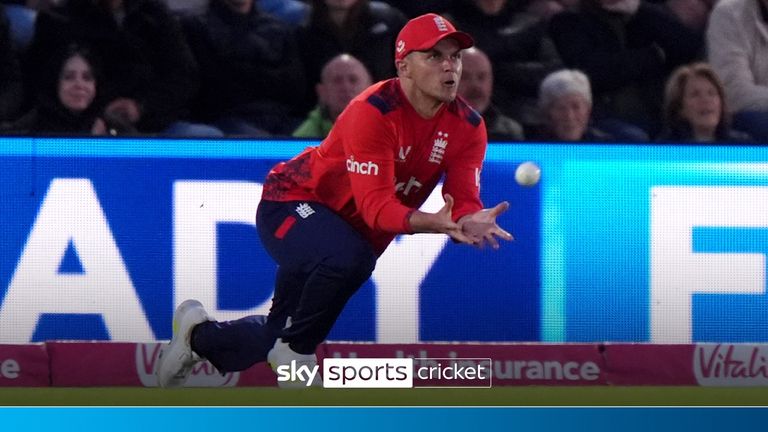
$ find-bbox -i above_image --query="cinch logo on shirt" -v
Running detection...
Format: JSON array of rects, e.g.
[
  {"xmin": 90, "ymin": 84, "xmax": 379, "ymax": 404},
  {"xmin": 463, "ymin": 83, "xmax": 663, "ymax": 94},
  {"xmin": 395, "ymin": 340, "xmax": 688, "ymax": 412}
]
[{"xmin": 346, "ymin": 155, "xmax": 380, "ymax": 176}]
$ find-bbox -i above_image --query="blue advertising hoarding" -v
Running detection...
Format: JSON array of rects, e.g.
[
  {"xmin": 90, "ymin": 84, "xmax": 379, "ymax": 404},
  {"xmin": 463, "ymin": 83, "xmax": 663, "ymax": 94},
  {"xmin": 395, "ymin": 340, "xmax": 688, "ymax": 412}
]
[{"xmin": 0, "ymin": 138, "xmax": 766, "ymax": 344}]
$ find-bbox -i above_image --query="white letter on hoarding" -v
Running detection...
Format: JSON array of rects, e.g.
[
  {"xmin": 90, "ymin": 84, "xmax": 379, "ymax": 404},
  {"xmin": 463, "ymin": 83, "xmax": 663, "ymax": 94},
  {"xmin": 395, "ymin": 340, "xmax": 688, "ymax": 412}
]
[
  {"xmin": 1, "ymin": 359, "xmax": 19, "ymax": 379},
  {"xmin": 0, "ymin": 178, "xmax": 154, "ymax": 342},
  {"xmin": 650, "ymin": 186, "xmax": 768, "ymax": 343},
  {"xmin": 373, "ymin": 185, "xmax": 449, "ymax": 343},
  {"xmin": 173, "ymin": 181, "xmax": 268, "ymax": 321}
]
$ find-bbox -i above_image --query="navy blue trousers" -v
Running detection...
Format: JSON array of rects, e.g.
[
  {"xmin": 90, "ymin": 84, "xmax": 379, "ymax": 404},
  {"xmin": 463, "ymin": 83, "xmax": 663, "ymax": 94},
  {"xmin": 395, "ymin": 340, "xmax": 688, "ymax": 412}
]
[{"xmin": 191, "ymin": 200, "xmax": 377, "ymax": 372}]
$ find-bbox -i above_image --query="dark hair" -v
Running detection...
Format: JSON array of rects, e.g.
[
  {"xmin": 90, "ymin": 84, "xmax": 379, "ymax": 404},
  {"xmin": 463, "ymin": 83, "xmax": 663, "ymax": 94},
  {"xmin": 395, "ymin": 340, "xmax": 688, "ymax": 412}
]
[
  {"xmin": 39, "ymin": 42, "xmax": 105, "ymax": 114},
  {"xmin": 310, "ymin": 0, "xmax": 369, "ymax": 46},
  {"xmin": 662, "ymin": 62, "xmax": 730, "ymax": 139}
]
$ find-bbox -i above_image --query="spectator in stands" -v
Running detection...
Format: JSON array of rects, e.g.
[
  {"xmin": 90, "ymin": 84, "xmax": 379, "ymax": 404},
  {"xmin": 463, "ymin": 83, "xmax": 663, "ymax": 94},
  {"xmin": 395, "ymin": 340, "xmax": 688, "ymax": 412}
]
[
  {"xmin": 297, "ymin": 0, "xmax": 407, "ymax": 109},
  {"xmin": 549, "ymin": 0, "xmax": 703, "ymax": 138},
  {"xmin": 444, "ymin": 0, "xmax": 562, "ymax": 131},
  {"xmin": 533, "ymin": 69, "xmax": 615, "ymax": 141},
  {"xmin": 658, "ymin": 62, "xmax": 751, "ymax": 143},
  {"xmin": 8, "ymin": 43, "xmax": 118, "ymax": 134},
  {"xmin": 293, "ymin": 53, "xmax": 371, "ymax": 138},
  {"xmin": 664, "ymin": 0, "xmax": 714, "ymax": 31},
  {"xmin": 25, "ymin": 0, "xmax": 220, "ymax": 136},
  {"xmin": 707, "ymin": 0, "xmax": 768, "ymax": 142},
  {"xmin": 458, "ymin": 47, "xmax": 524, "ymax": 141},
  {"xmin": 163, "ymin": 0, "xmax": 206, "ymax": 17},
  {"xmin": 2, "ymin": 0, "xmax": 65, "ymax": 53},
  {"xmin": 524, "ymin": 0, "xmax": 580, "ymax": 21},
  {"xmin": 383, "ymin": 0, "xmax": 455, "ymax": 18},
  {"xmin": 0, "ymin": 3, "xmax": 23, "ymax": 127},
  {"xmin": 1, "ymin": 0, "xmax": 37, "ymax": 52},
  {"xmin": 183, "ymin": 0, "xmax": 306, "ymax": 136}
]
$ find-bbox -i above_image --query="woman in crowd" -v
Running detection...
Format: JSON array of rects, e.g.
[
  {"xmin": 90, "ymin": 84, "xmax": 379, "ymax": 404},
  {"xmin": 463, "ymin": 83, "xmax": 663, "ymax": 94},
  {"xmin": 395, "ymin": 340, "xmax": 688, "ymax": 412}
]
[
  {"xmin": 659, "ymin": 62, "xmax": 751, "ymax": 143},
  {"xmin": 10, "ymin": 43, "xmax": 113, "ymax": 134}
]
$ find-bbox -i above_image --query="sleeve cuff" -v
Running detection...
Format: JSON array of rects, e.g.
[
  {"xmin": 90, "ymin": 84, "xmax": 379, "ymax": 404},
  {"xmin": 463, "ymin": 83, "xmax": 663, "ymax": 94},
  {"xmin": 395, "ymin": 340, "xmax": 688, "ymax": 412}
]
[{"xmin": 403, "ymin": 208, "xmax": 416, "ymax": 234}]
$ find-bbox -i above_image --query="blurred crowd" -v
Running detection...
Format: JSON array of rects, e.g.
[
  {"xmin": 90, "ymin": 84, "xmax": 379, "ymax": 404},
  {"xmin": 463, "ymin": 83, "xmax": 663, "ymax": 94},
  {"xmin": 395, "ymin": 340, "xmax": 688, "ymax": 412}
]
[{"xmin": 0, "ymin": 0, "xmax": 764, "ymax": 143}]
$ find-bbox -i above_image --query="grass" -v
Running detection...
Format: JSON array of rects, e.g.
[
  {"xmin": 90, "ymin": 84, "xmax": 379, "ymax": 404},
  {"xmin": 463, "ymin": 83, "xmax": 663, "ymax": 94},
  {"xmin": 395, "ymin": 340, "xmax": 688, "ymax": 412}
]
[{"xmin": 0, "ymin": 386, "xmax": 767, "ymax": 406}]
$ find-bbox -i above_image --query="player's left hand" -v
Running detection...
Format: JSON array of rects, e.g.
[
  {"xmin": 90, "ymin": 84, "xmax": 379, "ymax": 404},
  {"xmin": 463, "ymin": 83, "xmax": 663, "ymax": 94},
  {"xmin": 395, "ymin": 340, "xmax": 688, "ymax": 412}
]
[{"xmin": 458, "ymin": 201, "xmax": 514, "ymax": 249}]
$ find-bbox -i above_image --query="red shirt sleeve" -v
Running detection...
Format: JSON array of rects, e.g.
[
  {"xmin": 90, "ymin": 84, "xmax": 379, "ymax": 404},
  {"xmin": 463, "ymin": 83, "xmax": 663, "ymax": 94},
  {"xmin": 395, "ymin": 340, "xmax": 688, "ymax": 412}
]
[
  {"xmin": 337, "ymin": 101, "xmax": 414, "ymax": 234},
  {"xmin": 443, "ymin": 118, "xmax": 487, "ymax": 221}
]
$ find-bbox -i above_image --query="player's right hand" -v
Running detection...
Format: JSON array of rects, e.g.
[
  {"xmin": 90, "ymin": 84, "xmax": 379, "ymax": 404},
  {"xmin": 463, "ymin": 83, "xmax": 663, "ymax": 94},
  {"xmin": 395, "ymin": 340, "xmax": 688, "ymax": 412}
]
[{"xmin": 458, "ymin": 201, "xmax": 514, "ymax": 249}]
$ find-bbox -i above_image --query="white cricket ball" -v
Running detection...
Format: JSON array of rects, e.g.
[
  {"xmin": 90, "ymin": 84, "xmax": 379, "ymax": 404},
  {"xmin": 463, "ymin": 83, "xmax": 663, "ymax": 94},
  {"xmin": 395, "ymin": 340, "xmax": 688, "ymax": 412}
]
[{"xmin": 515, "ymin": 161, "xmax": 541, "ymax": 187}]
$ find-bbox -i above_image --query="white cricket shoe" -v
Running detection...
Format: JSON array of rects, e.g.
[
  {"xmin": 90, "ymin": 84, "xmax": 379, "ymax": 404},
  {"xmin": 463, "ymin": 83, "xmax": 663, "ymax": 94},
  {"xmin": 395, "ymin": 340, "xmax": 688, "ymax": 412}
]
[
  {"xmin": 267, "ymin": 338, "xmax": 322, "ymax": 389},
  {"xmin": 156, "ymin": 300, "xmax": 211, "ymax": 388}
]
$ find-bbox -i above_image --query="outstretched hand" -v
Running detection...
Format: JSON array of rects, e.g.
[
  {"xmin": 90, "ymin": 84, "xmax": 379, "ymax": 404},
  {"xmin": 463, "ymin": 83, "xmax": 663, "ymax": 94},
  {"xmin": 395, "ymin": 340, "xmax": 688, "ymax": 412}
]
[
  {"xmin": 458, "ymin": 201, "xmax": 514, "ymax": 249},
  {"xmin": 407, "ymin": 195, "xmax": 513, "ymax": 248},
  {"xmin": 408, "ymin": 194, "xmax": 475, "ymax": 245}
]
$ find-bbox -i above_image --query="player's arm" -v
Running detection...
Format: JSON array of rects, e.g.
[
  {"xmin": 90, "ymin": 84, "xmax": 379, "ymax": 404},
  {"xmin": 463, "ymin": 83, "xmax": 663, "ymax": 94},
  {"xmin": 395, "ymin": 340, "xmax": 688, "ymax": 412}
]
[{"xmin": 443, "ymin": 121, "xmax": 513, "ymax": 248}]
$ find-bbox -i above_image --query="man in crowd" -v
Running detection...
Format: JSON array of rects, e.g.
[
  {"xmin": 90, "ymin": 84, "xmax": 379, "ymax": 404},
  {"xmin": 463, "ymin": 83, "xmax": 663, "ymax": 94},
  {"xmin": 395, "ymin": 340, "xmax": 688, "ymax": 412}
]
[{"xmin": 293, "ymin": 53, "xmax": 372, "ymax": 138}]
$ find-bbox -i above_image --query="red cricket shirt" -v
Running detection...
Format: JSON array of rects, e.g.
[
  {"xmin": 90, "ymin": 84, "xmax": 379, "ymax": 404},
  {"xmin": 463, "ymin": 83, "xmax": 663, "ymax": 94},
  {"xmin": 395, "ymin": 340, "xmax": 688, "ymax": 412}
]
[{"xmin": 263, "ymin": 78, "xmax": 487, "ymax": 255}]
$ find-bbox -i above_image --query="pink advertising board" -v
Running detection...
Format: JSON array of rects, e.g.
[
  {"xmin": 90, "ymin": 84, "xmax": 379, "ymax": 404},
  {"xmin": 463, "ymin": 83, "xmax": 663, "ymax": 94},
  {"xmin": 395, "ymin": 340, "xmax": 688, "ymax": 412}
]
[
  {"xmin": 320, "ymin": 343, "xmax": 608, "ymax": 386},
  {"xmin": 8, "ymin": 342, "xmax": 768, "ymax": 387},
  {"xmin": 47, "ymin": 342, "xmax": 275, "ymax": 387},
  {"xmin": 693, "ymin": 344, "xmax": 768, "ymax": 387},
  {"xmin": 600, "ymin": 344, "xmax": 696, "ymax": 385},
  {"xmin": 0, "ymin": 344, "xmax": 49, "ymax": 387}
]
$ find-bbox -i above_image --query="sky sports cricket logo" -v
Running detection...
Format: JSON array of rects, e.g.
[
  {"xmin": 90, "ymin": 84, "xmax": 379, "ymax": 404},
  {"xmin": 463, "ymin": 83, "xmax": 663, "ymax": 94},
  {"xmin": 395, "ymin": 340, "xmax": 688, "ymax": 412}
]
[{"xmin": 275, "ymin": 358, "xmax": 492, "ymax": 388}]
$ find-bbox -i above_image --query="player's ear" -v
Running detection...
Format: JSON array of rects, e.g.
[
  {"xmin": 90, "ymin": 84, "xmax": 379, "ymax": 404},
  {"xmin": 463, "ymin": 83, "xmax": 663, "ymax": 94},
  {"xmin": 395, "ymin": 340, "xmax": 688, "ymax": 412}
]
[{"xmin": 395, "ymin": 58, "xmax": 409, "ymax": 78}]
